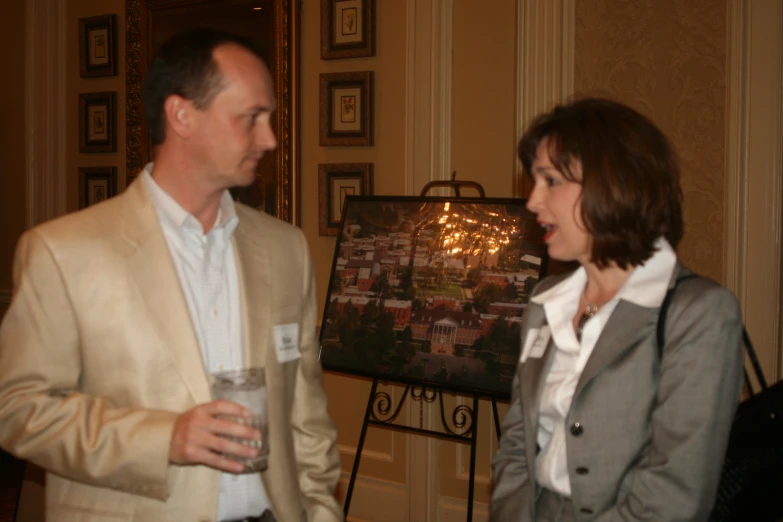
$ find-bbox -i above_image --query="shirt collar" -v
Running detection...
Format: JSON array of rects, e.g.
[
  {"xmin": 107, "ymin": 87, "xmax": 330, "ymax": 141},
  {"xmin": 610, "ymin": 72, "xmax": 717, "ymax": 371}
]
[
  {"xmin": 531, "ymin": 237, "xmax": 677, "ymax": 309},
  {"xmin": 142, "ymin": 162, "xmax": 239, "ymax": 236}
]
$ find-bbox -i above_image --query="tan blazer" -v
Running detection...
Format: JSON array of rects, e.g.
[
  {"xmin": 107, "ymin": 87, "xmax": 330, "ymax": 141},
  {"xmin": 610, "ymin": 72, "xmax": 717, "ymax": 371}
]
[
  {"xmin": 490, "ymin": 265, "xmax": 744, "ymax": 521},
  {"xmin": 0, "ymin": 177, "xmax": 343, "ymax": 522}
]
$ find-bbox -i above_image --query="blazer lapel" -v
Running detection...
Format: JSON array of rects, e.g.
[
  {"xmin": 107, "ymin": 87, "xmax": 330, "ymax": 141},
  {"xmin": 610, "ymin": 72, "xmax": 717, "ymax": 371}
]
[
  {"xmin": 573, "ymin": 301, "xmax": 658, "ymax": 399},
  {"xmin": 233, "ymin": 214, "xmax": 280, "ymax": 500},
  {"xmin": 232, "ymin": 218, "xmax": 272, "ymax": 370},
  {"xmin": 120, "ymin": 177, "xmax": 211, "ymax": 404},
  {"xmin": 519, "ymin": 304, "xmax": 556, "ymax": 460}
]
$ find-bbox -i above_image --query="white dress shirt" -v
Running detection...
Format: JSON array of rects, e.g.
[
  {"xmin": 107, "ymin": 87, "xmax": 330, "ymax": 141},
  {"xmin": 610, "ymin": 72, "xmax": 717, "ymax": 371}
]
[
  {"xmin": 529, "ymin": 238, "xmax": 677, "ymax": 496},
  {"xmin": 143, "ymin": 164, "xmax": 270, "ymax": 521}
]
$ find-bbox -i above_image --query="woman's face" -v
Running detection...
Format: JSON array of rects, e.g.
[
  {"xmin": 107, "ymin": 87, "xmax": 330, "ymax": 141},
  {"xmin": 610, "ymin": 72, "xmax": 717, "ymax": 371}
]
[{"xmin": 526, "ymin": 138, "xmax": 592, "ymax": 265}]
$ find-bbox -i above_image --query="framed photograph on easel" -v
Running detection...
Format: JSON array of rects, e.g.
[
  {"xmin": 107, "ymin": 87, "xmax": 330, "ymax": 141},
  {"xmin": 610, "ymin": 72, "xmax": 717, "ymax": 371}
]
[{"xmin": 318, "ymin": 196, "xmax": 548, "ymax": 399}]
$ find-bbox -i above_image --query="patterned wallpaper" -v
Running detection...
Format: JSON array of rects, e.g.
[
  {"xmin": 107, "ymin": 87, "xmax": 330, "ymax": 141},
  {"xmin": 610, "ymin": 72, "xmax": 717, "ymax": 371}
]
[{"xmin": 574, "ymin": 0, "xmax": 727, "ymax": 283}]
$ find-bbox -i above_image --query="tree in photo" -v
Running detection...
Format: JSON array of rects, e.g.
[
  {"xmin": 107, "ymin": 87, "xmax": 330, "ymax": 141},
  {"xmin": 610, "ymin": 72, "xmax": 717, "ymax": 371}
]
[{"xmin": 397, "ymin": 325, "xmax": 415, "ymax": 361}]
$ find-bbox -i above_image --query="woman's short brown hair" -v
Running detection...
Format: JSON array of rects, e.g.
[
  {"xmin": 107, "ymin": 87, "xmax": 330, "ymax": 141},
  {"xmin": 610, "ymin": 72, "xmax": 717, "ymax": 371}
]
[{"xmin": 518, "ymin": 97, "xmax": 683, "ymax": 269}]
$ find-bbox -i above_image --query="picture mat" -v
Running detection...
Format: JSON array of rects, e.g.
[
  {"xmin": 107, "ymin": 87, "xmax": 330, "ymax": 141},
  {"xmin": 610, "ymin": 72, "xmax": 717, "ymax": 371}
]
[
  {"xmin": 87, "ymin": 179, "xmax": 110, "ymax": 205},
  {"xmin": 334, "ymin": 0, "xmax": 363, "ymax": 44},
  {"xmin": 88, "ymin": 106, "xmax": 107, "ymax": 141},
  {"xmin": 330, "ymin": 176, "xmax": 362, "ymax": 223},
  {"xmin": 332, "ymin": 87, "xmax": 362, "ymax": 132},
  {"xmin": 90, "ymin": 29, "xmax": 109, "ymax": 64}
]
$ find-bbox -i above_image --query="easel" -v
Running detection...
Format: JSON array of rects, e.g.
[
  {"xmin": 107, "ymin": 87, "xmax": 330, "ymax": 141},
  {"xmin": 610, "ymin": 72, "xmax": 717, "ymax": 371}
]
[
  {"xmin": 343, "ymin": 380, "xmax": 504, "ymax": 521},
  {"xmin": 343, "ymin": 175, "xmax": 504, "ymax": 522}
]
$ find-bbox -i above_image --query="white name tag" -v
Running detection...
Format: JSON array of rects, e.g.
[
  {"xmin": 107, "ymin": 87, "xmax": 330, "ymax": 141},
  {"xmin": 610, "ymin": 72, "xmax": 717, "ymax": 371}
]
[
  {"xmin": 520, "ymin": 326, "xmax": 550, "ymax": 363},
  {"xmin": 273, "ymin": 323, "xmax": 301, "ymax": 363}
]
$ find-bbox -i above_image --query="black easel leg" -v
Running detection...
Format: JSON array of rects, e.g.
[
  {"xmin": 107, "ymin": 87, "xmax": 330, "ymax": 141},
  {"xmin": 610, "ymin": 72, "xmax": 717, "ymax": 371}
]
[
  {"xmin": 491, "ymin": 398, "xmax": 501, "ymax": 441},
  {"xmin": 344, "ymin": 378, "xmax": 379, "ymax": 517},
  {"xmin": 466, "ymin": 394, "xmax": 480, "ymax": 522}
]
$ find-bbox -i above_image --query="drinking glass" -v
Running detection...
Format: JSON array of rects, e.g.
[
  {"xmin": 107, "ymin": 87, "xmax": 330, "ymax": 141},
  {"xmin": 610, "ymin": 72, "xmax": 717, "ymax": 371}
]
[{"xmin": 211, "ymin": 367, "xmax": 269, "ymax": 473}]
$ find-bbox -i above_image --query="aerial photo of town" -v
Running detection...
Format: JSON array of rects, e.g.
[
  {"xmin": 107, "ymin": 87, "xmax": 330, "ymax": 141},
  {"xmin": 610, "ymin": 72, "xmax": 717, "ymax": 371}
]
[{"xmin": 318, "ymin": 197, "xmax": 546, "ymax": 397}]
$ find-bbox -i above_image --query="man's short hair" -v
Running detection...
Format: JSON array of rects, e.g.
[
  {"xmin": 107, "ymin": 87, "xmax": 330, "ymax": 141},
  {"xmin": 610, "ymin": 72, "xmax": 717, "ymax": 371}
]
[{"xmin": 142, "ymin": 27, "xmax": 265, "ymax": 146}]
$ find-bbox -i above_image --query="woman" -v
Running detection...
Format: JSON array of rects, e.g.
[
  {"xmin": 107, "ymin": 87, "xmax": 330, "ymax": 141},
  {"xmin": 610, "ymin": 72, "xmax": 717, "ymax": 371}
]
[{"xmin": 490, "ymin": 98, "xmax": 743, "ymax": 522}]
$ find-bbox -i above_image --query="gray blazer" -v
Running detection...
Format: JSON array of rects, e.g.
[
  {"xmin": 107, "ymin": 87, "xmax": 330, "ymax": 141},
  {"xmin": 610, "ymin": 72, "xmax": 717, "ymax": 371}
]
[{"xmin": 490, "ymin": 264, "xmax": 744, "ymax": 522}]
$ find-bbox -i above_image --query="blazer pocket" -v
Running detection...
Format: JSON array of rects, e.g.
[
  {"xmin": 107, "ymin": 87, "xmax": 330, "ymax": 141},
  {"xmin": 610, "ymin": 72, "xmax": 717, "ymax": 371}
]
[{"xmin": 47, "ymin": 504, "xmax": 132, "ymax": 522}]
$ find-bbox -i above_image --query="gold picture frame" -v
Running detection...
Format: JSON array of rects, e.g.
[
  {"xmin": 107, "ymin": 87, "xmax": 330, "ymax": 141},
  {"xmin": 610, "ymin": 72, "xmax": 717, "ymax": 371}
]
[
  {"xmin": 318, "ymin": 162, "xmax": 374, "ymax": 236},
  {"xmin": 79, "ymin": 14, "xmax": 118, "ymax": 78},
  {"xmin": 319, "ymin": 71, "xmax": 374, "ymax": 146},
  {"xmin": 79, "ymin": 91, "xmax": 117, "ymax": 154},
  {"xmin": 79, "ymin": 166, "xmax": 118, "ymax": 209},
  {"xmin": 320, "ymin": 0, "xmax": 375, "ymax": 60}
]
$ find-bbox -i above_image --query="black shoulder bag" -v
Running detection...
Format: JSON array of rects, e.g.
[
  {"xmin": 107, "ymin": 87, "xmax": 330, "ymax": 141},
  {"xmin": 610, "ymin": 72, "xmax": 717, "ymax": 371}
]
[{"xmin": 658, "ymin": 274, "xmax": 783, "ymax": 522}]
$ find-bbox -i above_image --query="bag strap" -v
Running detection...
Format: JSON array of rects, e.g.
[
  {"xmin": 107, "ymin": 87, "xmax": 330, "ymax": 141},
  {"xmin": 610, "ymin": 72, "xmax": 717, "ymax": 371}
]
[
  {"xmin": 655, "ymin": 273, "xmax": 770, "ymax": 397},
  {"xmin": 741, "ymin": 327, "xmax": 769, "ymax": 393}
]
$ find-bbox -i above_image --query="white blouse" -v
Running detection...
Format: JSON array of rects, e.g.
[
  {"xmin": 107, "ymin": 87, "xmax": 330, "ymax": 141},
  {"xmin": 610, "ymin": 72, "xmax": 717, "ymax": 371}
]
[{"xmin": 528, "ymin": 238, "xmax": 677, "ymax": 496}]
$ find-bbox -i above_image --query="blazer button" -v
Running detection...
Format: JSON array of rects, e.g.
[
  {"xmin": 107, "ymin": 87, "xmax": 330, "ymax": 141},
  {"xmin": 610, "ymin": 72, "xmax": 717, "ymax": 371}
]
[
  {"xmin": 575, "ymin": 466, "xmax": 589, "ymax": 475},
  {"xmin": 570, "ymin": 422, "xmax": 584, "ymax": 436},
  {"xmin": 580, "ymin": 507, "xmax": 594, "ymax": 514}
]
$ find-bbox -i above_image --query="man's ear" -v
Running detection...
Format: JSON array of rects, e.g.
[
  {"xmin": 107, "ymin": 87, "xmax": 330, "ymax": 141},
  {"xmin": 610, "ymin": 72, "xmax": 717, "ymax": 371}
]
[{"xmin": 163, "ymin": 95, "xmax": 194, "ymax": 139}]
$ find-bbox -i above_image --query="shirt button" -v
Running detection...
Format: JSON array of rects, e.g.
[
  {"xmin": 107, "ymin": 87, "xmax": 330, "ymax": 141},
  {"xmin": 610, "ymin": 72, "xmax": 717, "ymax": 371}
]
[
  {"xmin": 576, "ymin": 466, "xmax": 589, "ymax": 475},
  {"xmin": 570, "ymin": 422, "xmax": 584, "ymax": 436},
  {"xmin": 210, "ymin": 308, "xmax": 219, "ymax": 317}
]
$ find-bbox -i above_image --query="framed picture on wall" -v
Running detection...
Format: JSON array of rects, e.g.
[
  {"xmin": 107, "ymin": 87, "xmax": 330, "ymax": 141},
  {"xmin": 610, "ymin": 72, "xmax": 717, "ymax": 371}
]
[
  {"xmin": 78, "ymin": 166, "xmax": 118, "ymax": 209},
  {"xmin": 319, "ymin": 71, "xmax": 374, "ymax": 146},
  {"xmin": 320, "ymin": 0, "xmax": 375, "ymax": 60},
  {"xmin": 79, "ymin": 14, "xmax": 118, "ymax": 78},
  {"xmin": 79, "ymin": 91, "xmax": 117, "ymax": 153},
  {"xmin": 318, "ymin": 162, "xmax": 374, "ymax": 236}
]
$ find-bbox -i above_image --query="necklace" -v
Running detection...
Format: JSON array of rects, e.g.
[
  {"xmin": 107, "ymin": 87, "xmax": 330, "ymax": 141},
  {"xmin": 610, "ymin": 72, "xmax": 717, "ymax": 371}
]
[{"xmin": 576, "ymin": 291, "xmax": 599, "ymax": 342}]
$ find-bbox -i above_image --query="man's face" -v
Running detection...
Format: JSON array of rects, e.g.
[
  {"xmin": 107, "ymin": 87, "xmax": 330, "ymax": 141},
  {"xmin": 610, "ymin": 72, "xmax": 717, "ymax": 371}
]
[{"xmin": 188, "ymin": 44, "xmax": 277, "ymax": 191}]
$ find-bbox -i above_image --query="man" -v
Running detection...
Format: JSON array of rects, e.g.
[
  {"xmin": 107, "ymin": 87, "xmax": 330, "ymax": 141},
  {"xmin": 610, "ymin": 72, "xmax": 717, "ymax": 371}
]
[{"xmin": 0, "ymin": 28, "xmax": 343, "ymax": 522}]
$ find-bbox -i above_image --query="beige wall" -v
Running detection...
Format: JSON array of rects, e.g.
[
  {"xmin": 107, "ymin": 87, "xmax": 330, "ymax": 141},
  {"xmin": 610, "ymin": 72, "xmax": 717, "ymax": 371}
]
[
  {"xmin": 67, "ymin": 0, "xmax": 128, "ymax": 212},
  {"xmin": 452, "ymin": 0, "xmax": 517, "ymax": 199},
  {"xmin": 0, "ymin": 2, "xmax": 27, "ymax": 293},
  {"xmin": 1, "ymin": 0, "xmax": 126, "ymax": 294},
  {"xmin": 574, "ymin": 0, "xmax": 727, "ymax": 283}
]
